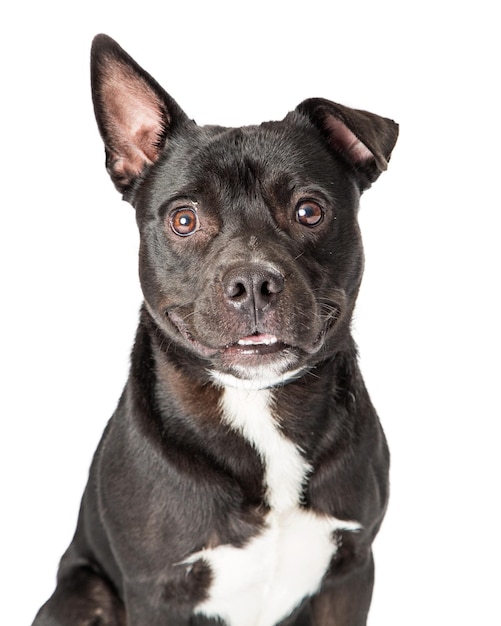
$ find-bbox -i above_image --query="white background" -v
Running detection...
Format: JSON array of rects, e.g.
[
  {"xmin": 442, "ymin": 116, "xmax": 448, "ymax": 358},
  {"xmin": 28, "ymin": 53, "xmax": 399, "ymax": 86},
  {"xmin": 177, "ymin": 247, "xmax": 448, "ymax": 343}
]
[{"xmin": 1, "ymin": 1, "xmax": 499, "ymax": 624}]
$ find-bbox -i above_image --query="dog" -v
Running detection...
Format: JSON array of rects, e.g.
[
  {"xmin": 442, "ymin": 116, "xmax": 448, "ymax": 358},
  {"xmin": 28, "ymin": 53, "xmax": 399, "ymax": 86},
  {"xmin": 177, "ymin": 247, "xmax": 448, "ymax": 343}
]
[{"xmin": 32, "ymin": 34, "xmax": 398, "ymax": 626}]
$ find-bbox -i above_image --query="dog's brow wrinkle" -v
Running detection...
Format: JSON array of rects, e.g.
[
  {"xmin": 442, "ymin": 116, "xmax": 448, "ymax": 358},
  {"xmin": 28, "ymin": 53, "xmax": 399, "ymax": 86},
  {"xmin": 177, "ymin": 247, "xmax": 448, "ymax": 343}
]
[{"xmin": 249, "ymin": 235, "xmax": 258, "ymax": 249}]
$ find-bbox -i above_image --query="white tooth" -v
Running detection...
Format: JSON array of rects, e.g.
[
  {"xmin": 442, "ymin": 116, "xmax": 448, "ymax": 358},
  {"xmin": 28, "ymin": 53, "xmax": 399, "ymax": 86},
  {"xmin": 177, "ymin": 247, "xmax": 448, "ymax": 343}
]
[{"xmin": 237, "ymin": 336, "xmax": 278, "ymax": 346}]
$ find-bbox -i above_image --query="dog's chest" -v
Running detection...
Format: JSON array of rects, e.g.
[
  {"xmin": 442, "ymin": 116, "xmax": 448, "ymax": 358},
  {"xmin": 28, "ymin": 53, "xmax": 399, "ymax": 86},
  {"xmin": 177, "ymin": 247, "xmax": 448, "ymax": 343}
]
[{"xmin": 186, "ymin": 387, "xmax": 359, "ymax": 626}]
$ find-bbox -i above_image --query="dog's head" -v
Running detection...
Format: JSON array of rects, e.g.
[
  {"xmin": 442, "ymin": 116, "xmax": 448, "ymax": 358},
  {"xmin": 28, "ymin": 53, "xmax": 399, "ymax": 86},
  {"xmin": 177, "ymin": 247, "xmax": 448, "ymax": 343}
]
[{"xmin": 91, "ymin": 35, "xmax": 398, "ymax": 388}]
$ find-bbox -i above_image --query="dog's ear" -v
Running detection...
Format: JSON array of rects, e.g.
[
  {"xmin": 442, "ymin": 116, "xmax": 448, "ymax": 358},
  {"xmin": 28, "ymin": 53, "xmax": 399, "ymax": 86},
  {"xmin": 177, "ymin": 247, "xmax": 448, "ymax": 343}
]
[
  {"xmin": 91, "ymin": 34, "xmax": 190, "ymax": 195},
  {"xmin": 295, "ymin": 98, "xmax": 398, "ymax": 190}
]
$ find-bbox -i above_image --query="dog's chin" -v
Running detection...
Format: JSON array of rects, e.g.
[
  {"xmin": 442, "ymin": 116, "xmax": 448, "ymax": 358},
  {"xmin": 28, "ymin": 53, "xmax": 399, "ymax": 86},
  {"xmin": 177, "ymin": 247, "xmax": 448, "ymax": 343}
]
[
  {"xmin": 197, "ymin": 336, "xmax": 300, "ymax": 389},
  {"xmin": 212, "ymin": 336, "xmax": 304, "ymax": 389},
  {"xmin": 209, "ymin": 364, "xmax": 306, "ymax": 390}
]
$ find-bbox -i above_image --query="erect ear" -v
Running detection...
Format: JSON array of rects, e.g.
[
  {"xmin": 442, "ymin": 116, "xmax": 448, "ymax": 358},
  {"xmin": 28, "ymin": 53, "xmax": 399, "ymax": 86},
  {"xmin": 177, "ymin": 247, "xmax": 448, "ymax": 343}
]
[
  {"xmin": 295, "ymin": 98, "xmax": 399, "ymax": 190},
  {"xmin": 91, "ymin": 34, "xmax": 190, "ymax": 195}
]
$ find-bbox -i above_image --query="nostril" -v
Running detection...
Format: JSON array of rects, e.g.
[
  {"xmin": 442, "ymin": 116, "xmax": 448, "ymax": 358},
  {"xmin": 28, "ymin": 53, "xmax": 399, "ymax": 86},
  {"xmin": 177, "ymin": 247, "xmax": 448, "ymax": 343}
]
[
  {"xmin": 228, "ymin": 282, "xmax": 247, "ymax": 300},
  {"xmin": 261, "ymin": 275, "xmax": 284, "ymax": 297},
  {"xmin": 261, "ymin": 281, "xmax": 272, "ymax": 297}
]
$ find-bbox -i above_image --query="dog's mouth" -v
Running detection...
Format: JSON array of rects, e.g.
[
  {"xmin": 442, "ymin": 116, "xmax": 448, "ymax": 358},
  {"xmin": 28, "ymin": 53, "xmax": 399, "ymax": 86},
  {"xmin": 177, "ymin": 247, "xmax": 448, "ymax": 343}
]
[
  {"xmin": 166, "ymin": 311, "xmax": 294, "ymax": 358},
  {"xmin": 166, "ymin": 309, "xmax": 337, "ymax": 362}
]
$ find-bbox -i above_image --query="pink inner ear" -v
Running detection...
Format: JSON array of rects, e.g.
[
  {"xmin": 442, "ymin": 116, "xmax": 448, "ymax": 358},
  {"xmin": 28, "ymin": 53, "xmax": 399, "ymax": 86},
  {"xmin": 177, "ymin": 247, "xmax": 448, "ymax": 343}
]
[
  {"xmin": 324, "ymin": 116, "xmax": 374, "ymax": 165},
  {"xmin": 100, "ymin": 61, "xmax": 166, "ymax": 176}
]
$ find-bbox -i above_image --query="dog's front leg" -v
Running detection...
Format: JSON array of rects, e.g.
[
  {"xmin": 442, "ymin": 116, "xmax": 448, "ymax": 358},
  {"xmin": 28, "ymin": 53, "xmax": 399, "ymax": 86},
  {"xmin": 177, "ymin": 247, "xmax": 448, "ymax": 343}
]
[
  {"xmin": 32, "ymin": 565, "xmax": 125, "ymax": 626},
  {"xmin": 311, "ymin": 552, "xmax": 375, "ymax": 626},
  {"xmin": 123, "ymin": 581, "xmax": 193, "ymax": 626}
]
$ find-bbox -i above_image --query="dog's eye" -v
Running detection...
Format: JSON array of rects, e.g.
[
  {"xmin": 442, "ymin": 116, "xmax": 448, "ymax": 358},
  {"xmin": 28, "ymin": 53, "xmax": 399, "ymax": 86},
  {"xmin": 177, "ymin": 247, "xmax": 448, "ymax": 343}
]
[
  {"xmin": 169, "ymin": 207, "xmax": 200, "ymax": 237},
  {"xmin": 295, "ymin": 201, "xmax": 324, "ymax": 227}
]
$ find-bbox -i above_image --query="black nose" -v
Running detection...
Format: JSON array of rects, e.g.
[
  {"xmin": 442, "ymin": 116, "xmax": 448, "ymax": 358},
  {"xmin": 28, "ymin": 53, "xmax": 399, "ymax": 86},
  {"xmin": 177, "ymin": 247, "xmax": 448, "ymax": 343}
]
[{"xmin": 222, "ymin": 264, "xmax": 285, "ymax": 312}]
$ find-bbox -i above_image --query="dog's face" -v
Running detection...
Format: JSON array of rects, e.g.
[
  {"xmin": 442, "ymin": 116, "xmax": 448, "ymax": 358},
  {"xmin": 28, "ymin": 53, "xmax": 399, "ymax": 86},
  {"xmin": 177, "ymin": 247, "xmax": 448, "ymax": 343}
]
[
  {"xmin": 91, "ymin": 36, "xmax": 398, "ymax": 386},
  {"xmin": 136, "ymin": 122, "xmax": 361, "ymax": 384}
]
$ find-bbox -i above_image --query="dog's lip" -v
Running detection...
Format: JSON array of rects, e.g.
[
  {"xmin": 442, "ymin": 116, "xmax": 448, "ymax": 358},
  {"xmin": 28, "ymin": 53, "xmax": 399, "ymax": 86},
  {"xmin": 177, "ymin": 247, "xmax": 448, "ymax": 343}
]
[{"xmin": 166, "ymin": 310, "xmax": 220, "ymax": 357}]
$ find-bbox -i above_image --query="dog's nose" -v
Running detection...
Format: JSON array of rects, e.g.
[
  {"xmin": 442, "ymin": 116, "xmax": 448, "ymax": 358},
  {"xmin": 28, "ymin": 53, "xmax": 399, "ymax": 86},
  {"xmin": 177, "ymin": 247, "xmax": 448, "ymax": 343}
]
[{"xmin": 222, "ymin": 265, "xmax": 285, "ymax": 312}]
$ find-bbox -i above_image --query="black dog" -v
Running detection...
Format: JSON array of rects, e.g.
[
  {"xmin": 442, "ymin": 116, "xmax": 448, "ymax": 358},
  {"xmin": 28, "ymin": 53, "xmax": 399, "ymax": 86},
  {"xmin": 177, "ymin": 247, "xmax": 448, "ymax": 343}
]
[{"xmin": 33, "ymin": 34, "xmax": 398, "ymax": 626}]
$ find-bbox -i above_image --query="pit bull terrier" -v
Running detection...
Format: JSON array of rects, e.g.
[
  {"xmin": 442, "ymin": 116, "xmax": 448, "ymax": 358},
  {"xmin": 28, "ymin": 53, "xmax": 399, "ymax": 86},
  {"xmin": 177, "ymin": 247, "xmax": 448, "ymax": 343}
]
[{"xmin": 33, "ymin": 34, "xmax": 398, "ymax": 626}]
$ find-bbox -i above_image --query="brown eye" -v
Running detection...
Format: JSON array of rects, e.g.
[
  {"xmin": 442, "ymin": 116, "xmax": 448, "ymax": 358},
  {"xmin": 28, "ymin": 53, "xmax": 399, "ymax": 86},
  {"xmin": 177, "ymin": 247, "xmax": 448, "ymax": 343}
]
[
  {"xmin": 295, "ymin": 201, "xmax": 324, "ymax": 227},
  {"xmin": 169, "ymin": 207, "xmax": 200, "ymax": 237}
]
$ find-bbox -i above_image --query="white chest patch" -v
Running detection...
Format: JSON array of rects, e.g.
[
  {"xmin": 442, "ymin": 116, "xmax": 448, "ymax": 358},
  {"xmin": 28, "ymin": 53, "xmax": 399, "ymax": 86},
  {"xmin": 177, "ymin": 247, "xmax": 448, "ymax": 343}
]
[{"xmin": 185, "ymin": 386, "xmax": 361, "ymax": 626}]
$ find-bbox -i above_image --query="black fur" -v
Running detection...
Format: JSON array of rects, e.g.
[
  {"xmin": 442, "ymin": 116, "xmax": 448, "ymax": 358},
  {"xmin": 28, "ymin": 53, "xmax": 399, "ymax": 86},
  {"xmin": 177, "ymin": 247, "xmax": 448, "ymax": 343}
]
[{"xmin": 33, "ymin": 34, "xmax": 398, "ymax": 626}]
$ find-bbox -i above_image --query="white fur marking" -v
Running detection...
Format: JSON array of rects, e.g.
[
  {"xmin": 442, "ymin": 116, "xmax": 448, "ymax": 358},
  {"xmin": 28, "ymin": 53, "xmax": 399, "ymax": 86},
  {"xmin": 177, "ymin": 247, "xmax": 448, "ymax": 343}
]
[
  {"xmin": 186, "ymin": 387, "xmax": 361, "ymax": 626},
  {"xmin": 220, "ymin": 387, "xmax": 308, "ymax": 511},
  {"xmin": 209, "ymin": 366, "xmax": 306, "ymax": 391},
  {"xmin": 188, "ymin": 509, "xmax": 359, "ymax": 626}
]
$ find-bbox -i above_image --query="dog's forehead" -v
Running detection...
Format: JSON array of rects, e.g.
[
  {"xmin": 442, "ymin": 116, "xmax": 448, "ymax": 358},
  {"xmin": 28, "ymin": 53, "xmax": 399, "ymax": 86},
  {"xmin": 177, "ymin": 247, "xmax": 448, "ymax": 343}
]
[
  {"xmin": 158, "ymin": 120, "xmax": 339, "ymax": 203},
  {"xmin": 200, "ymin": 122, "xmax": 301, "ymax": 157},
  {"xmin": 192, "ymin": 121, "xmax": 326, "ymax": 176}
]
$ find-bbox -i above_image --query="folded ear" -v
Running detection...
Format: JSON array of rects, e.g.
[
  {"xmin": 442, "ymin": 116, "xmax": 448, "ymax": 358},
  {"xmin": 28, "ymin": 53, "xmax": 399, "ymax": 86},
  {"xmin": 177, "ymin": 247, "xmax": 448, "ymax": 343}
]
[
  {"xmin": 91, "ymin": 34, "xmax": 190, "ymax": 195},
  {"xmin": 295, "ymin": 98, "xmax": 398, "ymax": 190}
]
